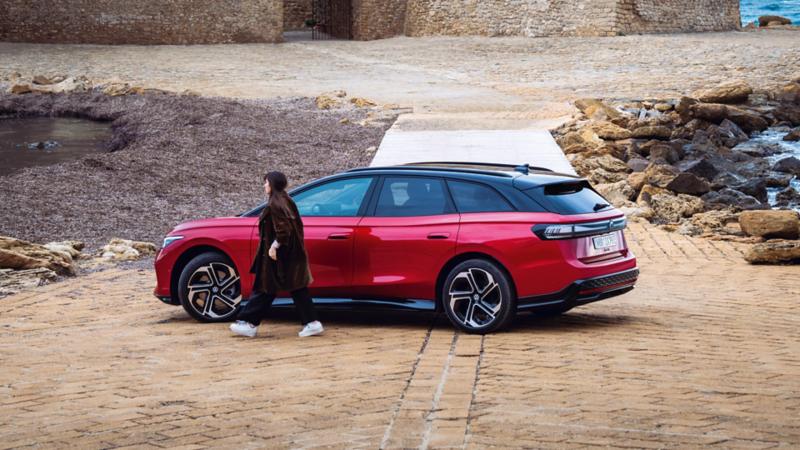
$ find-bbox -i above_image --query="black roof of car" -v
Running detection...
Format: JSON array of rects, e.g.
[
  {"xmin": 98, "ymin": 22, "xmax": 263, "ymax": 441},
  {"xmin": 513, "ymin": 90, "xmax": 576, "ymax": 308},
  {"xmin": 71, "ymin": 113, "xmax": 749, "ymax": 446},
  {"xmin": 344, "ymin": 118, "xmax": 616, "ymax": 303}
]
[{"xmin": 346, "ymin": 162, "xmax": 581, "ymax": 189}]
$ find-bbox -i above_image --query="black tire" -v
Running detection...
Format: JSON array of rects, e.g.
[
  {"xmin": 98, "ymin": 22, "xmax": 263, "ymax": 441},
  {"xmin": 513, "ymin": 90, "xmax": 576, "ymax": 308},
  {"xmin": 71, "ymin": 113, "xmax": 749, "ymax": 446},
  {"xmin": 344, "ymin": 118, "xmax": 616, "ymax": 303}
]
[
  {"xmin": 178, "ymin": 252, "xmax": 244, "ymax": 323},
  {"xmin": 442, "ymin": 259, "xmax": 517, "ymax": 334}
]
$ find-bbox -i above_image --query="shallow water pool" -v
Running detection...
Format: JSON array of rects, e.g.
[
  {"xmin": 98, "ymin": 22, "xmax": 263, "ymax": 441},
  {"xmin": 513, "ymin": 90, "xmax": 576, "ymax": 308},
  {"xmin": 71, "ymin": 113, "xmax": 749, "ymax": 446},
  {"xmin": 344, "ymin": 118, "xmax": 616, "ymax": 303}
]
[{"xmin": 0, "ymin": 116, "xmax": 112, "ymax": 177}]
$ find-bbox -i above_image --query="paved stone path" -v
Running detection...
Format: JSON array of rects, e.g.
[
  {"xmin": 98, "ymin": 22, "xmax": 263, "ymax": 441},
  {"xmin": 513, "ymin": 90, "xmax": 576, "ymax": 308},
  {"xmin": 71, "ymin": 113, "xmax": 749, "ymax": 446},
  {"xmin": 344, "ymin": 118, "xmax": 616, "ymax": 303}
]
[{"xmin": 2, "ymin": 222, "xmax": 799, "ymax": 449}]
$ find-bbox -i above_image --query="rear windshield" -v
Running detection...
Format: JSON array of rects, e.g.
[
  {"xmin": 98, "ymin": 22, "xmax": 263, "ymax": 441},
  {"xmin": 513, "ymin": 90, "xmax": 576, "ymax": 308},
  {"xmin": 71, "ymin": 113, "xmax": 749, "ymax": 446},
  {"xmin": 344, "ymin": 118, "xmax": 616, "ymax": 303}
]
[{"xmin": 526, "ymin": 181, "xmax": 612, "ymax": 215}]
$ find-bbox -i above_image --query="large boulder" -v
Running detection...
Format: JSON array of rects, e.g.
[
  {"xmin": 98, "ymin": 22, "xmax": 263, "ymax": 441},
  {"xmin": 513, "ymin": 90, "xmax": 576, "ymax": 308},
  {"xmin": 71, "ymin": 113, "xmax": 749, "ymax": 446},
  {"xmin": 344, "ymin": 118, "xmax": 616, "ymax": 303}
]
[
  {"xmin": 574, "ymin": 98, "xmax": 622, "ymax": 119},
  {"xmin": 666, "ymin": 173, "xmax": 710, "ymax": 196},
  {"xmin": 731, "ymin": 179, "xmax": 768, "ymax": 203},
  {"xmin": 0, "ymin": 268, "xmax": 58, "ymax": 296},
  {"xmin": 631, "ymin": 126, "xmax": 671, "ymax": 140},
  {"xmin": 0, "ymin": 237, "xmax": 76, "ymax": 276},
  {"xmin": 689, "ymin": 104, "xmax": 769, "ymax": 134},
  {"xmin": 691, "ymin": 209, "xmax": 740, "ymax": 230},
  {"xmin": 650, "ymin": 194, "xmax": 705, "ymax": 222},
  {"xmin": 739, "ymin": 210, "xmax": 800, "ymax": 239},
  {"xmin": 677, "ymin": 158, "xmax": 719, "ymax": 182},
  {"xmin": 694, "ymin": 80, "xmax": 753, "ymax": 104},
  {"xmin": 650, "ymin": 145, "xmax": 680, "ymax": 165},
  {"xmin": 627, "ymin": 172, "xmax": 648, "ymax": 193},
  {"xmin": 556, "ymin": 132, "xmax": 585, "ymax": 150},
  {"xmin": 758, "ymin": 15, "xmax": 792, "ymax": 27},
  {"xmin": 745, "ymin": 242, "xmax": 800, "ymax": 264},
  {"xmin": 772, "ymin": 157, "xmax": 800, "ymax": 176},
  {"xmin": 586, "ymin": 122, "xmax": 631, "ymax": 140},
  {"xmin": 675, "ymin": 97, "xmax": 698, "ymax": 123},
  {"xmin": 771, "ymin": 107, "xmax": 800, "ymax": 127},
  {"xmin": 573, "ymin": 155, "xmax": 633, "ymax": 176},
  {"xmin": 784, "ymin": 129, "xmax": 800, "ymax": 142},
  {"xmin": 719, "ymin": 119, "xmax": 749, "ymax": 144},
  {"xmin": 594, "ymin": 181, "xmax": 636, "ymax": 207},
  {"xmin": 588, "ymin": 168, "xmax": 628, "ymax": 185}
]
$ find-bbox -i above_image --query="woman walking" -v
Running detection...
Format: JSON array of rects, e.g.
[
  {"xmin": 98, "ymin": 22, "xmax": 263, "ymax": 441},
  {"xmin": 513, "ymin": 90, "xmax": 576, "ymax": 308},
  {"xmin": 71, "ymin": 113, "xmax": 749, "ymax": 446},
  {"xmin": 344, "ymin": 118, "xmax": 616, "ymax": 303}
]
[{"xmin": 230, "ymin": 171, "xmax": 323, "ymax": 338}]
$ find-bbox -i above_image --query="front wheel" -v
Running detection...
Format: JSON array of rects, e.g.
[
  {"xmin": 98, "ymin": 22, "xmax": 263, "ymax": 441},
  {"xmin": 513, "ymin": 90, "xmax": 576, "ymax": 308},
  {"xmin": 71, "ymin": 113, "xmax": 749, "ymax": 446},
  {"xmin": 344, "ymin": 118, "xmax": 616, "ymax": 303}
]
[
  {"xmin": 178, "ymin": 252, "xmax": 243, "ymax": 323},
  {"xmin": 442, "ymin": 259, "xmax": 517, "ymax": 334}
]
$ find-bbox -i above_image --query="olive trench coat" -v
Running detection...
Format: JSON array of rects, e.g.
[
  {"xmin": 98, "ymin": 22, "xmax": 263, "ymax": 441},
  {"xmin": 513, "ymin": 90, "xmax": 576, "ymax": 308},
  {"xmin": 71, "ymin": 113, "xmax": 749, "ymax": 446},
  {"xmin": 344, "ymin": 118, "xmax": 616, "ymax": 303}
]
[{"xmin": 249, "ymin": 194, "xmax": 314, "ymax": 294}]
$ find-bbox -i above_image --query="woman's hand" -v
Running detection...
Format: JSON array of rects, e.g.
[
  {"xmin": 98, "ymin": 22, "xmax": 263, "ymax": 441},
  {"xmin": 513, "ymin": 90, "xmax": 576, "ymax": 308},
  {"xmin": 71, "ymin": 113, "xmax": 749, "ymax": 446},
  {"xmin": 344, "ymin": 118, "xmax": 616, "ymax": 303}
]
[{"xmin": 269, "ymin": 246, "xmax": 278, "ymax": 260}]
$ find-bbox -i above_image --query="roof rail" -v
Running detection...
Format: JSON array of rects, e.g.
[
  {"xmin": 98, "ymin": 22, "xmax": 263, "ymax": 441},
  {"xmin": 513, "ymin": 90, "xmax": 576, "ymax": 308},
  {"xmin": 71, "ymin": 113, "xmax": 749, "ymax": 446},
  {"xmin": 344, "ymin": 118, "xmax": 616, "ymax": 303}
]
[
  {"xmin": 346, "ymin": 165, "xmax": 515, "ymax": 177},
  {"xmin": 404, "ymin": 161, "xmax": 554, "ymax": 173}
]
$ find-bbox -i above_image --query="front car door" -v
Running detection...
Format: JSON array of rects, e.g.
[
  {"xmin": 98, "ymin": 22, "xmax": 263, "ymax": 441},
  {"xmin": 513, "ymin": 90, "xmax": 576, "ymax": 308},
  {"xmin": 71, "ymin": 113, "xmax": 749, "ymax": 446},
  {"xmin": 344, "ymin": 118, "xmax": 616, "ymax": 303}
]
[
  {"xmin": 251, "ymin": 176, "xmax": 376, "ymax": 298},
  {"xmin": 353, "ymin": 176, "xmax": 459, "ymax": 301}
]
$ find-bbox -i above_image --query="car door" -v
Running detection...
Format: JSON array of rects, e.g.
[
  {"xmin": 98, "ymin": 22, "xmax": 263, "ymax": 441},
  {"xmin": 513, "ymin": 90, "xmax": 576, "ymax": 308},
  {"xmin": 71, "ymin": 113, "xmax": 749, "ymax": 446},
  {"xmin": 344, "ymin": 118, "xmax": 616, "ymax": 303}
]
[
  {"xmin": 251, "ymin": 176, "xmax": 376, "ymax": 298},
  {"xmin": 352, "ymin": 176, "xmax": 459, "ymax": 301}
]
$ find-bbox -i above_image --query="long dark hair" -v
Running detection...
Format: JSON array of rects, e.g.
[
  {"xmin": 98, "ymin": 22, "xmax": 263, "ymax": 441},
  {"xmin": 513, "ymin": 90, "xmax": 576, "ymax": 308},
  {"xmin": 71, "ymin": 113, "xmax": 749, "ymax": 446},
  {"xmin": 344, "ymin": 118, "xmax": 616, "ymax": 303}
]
[{"xmin": 265, "ymin": 171, "xmax": 294, "ymax": 218}]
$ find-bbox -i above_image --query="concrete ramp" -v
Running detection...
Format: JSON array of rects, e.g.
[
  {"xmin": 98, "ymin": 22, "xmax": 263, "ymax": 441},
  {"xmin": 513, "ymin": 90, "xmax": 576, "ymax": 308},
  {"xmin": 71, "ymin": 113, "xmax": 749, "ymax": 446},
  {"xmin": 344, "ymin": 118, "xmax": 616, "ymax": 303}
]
[{"xmin": 370, "ymin": 129, "xmax": 576, "ymax": 175}]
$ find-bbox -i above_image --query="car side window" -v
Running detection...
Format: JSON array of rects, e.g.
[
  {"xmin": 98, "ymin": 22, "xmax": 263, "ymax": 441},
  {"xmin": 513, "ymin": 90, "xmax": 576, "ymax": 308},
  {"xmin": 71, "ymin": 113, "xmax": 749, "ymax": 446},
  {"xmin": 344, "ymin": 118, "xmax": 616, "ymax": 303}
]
[
  {"xmin": 447, "ymin": 180, "xmax": 515, "ymax": 213},
  {"xmin": 375, "ymin": 177, "xmax": 455, "ymax": 217},
  {"xmin": 293, "ymin": 177, "xmax": 374, "ymax": 217}
]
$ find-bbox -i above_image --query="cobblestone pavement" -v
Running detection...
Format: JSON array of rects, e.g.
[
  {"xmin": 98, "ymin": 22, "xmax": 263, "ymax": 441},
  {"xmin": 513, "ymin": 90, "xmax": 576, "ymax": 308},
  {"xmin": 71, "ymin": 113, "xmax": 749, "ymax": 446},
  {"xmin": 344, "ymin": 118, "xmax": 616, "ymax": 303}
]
[
  {"xmin": 2, "ymin": 30, "xmax": 799, "ymax": 116},
  {"xmin": 2, "ymin": 222, "xmax": 799, "ymax": 449}
]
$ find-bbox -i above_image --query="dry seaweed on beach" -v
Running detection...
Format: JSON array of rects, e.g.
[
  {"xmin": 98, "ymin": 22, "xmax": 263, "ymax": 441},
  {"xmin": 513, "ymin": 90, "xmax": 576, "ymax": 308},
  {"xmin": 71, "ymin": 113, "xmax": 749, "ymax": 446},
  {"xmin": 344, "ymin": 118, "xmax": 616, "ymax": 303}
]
[{"xmin": 0, "ymin": 92, "xmax": 396, "ymax": 251}]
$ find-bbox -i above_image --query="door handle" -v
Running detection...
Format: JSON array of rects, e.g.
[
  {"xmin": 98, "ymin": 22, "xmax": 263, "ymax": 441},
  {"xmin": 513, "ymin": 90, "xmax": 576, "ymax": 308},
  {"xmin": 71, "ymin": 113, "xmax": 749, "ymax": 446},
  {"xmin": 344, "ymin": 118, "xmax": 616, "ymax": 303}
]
[
  {"xmin": 428, "ymin": 232, "xmax": 451, "ymax": 239},
  {"xmin": 328, "ymin": 233, "xmax": 350, "ymax": 240}
]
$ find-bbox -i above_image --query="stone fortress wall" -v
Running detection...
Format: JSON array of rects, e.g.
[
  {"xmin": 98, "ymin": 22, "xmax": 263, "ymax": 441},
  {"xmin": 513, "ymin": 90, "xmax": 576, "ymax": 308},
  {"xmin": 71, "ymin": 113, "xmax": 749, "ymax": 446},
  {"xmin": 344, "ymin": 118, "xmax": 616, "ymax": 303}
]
[
  {"xmin": 0, "ymin": 0, "xmax": 740, "ymax": 44},
  {"xmin": 0, "ymin": 0, "xmax": 283, "ymax": 44}
]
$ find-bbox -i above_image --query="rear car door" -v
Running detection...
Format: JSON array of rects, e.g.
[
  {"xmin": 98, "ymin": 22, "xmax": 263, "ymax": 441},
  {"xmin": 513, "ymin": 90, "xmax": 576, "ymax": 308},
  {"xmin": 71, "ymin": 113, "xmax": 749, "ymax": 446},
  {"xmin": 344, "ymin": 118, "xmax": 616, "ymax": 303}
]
[{"xmin": 353, "ymin": 176, "xmax": 459, "ymax": 301}]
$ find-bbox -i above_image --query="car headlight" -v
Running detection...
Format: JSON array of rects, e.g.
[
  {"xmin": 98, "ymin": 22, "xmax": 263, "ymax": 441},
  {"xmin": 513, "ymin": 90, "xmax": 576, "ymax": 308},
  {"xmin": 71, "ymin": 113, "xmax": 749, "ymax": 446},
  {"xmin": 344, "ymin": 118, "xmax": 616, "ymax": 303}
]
[{"xmin": 162, "ymin": 235, "xmax": 184, "ymax": 249}]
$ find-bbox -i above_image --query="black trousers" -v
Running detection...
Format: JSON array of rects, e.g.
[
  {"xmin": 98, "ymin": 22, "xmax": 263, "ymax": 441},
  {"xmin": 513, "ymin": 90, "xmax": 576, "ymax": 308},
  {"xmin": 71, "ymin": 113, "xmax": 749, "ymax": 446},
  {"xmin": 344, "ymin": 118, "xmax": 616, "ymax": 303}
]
[{"xmin": 237, "ymin": 287, "xmax": 319, "ymax": 326}]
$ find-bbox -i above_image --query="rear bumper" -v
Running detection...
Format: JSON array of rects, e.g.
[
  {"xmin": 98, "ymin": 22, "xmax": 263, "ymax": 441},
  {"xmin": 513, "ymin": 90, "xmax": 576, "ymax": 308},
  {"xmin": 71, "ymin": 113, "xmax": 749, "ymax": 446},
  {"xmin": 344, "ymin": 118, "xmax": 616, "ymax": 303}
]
[{"xmin": 517, "ymin": 268, "xmax": 638, "ymax": 312}]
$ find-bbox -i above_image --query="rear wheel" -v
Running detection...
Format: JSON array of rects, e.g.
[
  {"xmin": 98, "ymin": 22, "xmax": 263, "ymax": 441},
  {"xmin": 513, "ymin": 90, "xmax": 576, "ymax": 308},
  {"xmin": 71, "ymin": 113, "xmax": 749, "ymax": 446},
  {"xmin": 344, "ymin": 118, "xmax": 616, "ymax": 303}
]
[
  {"xmin": 442, "ymin": 259, "xmax": 516, "ymax": 334},
  {"xmin": 178, "ymin": 252, "xmax": 243, "ymax": 323}
]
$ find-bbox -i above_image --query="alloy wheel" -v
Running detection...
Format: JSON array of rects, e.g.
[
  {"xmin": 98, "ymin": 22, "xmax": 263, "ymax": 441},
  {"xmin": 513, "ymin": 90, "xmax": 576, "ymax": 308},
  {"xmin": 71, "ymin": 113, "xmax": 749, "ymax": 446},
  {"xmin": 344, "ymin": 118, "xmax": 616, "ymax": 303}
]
[
  {"xmin": 448, "ymin": 268, "xmax": 502, "ymax": 328},
  {"xmin": 185, "ymin": 262, "xmax": 242, "ymax": 319}
]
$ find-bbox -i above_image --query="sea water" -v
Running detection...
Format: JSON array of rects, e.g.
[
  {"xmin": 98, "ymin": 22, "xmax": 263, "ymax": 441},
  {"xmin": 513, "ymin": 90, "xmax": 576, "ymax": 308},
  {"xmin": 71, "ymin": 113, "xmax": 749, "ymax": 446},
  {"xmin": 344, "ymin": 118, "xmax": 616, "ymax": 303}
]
[
  {"xmin": 750, "ymin": 130, "xmax": 800, "ymax": 209},
  {"xmin": 741, "ymin": 0, "xmax": 800, "ymax": 26}
]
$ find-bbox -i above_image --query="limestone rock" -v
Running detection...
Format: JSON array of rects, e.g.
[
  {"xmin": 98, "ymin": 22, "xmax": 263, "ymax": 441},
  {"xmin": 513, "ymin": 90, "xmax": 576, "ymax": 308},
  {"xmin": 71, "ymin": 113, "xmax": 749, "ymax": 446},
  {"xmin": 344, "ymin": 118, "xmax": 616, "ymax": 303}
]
[
  {"xmin": 588, "ymin": 168, "xmax": 628, "ymax": 185},
  {"xmin": 9, "ymin": 83, "xmax": 32, "ymax": 94},
  {"xmin": 690, "ymin": 103, "xmax": 768, "ymax": 134},
  {"xmin": 573, "ymin": 98, "xmax": 621, "ymax": 119},
  {"xmin": 773, "ymin": 107, "xmax": 800, "ymax": 127},
  {"xmin": 691, "ymin": 209, "xmax": 740, "ymax": 230},
  {"xmin": 744, "ymin": 242, "xmax": 800, "ymax": 264},
  {"xmin": 31, "ymin": 75, "xmax": 53, "ymax": 85},
  {"xmin": 772, "ymin": 157, "xmax": 800, "ymax": 176},
  {"xmin": 99, "ymin": 238, "xmax": 157, "ymax": 261},
  {"xmin": 739, "ymin": 210, "xmax": 800, "ymax": 240},
  {"xmin": 50, "ymin": 77, "xmax": 92, "ymax": 94},
  {"xmin": 675, "ymin": 97, "xmax": 698, "ymax": 123},
  {"xmin": 583, "ymin": 144, "xmax": 624, "ymax": 160},
  {"xmin": 315, "ymin": 91, "xmax": 346, "ymax": 109},
  {"xmin": 44, "ymin": 241, "xmax": 85, "ymax": 260},
  {"xmin": 631, "ymin": 126, "xmax": 671, "ymax": 140},
  {"xmin": 575, "ymin": 155, "xmax": 632, "ymax": 175},
  {"xmin": 694, "ymin": 80, "xmax": 753, "ymax": 104},
  {"xmin": 619, "ymin": 204, "xmax": 656, "ymax": 221},
  {"xmin": 783, "ymin": 84, "xmax": 800, "ymax": 95},
  {"xmin": 556, "ymin": 132, "xmax": 585, "ymax": 150},
  {"xmin": 0, "ymin": 268, "xmax": 57, "ymax": 296},
  {"xmin": 651, "ymin": 194, "xmax": 705, "ymax": 222},
  {"xmin": 593, "ymin": 181, "xmax": 635, "ymax": 207},
  {"xmin": 666, "ymin": 173, "xmax": 710, "ymax": 196},
  {"xmin": 102, "ymin": 83, "xmax": 135, "ymax": 96},
  {"xmin": 0, "ymin": 237, "xmax": 76, "ymax": 276},
  {"xmin": 350, "ymin": 97, "xmax": 377, "ymax": 108},
  {"xmin": 587, "ymin": 122, "xmax": 631, "ymax": 140},
  {"xmin": 784, "ymin": 129, "xmax": 800, "ymax": 142},
  {"xmin": 627, "ymin": 172, "xmax": 648, "ymax": 193},
  {"xmin": 650, "ymin": 145, "xmax": 680, "ymax": 165},
  {"xmin": 758, "ymin": 15, "xmax": 792, "ymax": 27},
  {"xmin": 637, "ymin": 185, "xmax": 666, "ymax": 207},
  {"xmin": 678, "ymin": 158, "xmax": 719, "ymax": 182}
]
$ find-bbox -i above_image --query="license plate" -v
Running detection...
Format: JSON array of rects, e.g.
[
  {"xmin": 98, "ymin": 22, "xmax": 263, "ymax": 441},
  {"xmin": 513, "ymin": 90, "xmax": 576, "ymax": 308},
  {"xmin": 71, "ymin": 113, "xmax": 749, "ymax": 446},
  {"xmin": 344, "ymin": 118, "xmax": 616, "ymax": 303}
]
[{"xmin": 593, "ymin": 234, "xmax": 617, "ymax": 249}]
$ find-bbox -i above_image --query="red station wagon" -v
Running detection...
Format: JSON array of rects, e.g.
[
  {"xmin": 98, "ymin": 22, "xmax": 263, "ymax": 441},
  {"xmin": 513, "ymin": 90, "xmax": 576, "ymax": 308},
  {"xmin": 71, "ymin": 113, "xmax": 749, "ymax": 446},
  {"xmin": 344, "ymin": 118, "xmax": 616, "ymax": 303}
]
[{"xmin": 154, "ymin": 163, "xmax": 638, "ymax": 334}]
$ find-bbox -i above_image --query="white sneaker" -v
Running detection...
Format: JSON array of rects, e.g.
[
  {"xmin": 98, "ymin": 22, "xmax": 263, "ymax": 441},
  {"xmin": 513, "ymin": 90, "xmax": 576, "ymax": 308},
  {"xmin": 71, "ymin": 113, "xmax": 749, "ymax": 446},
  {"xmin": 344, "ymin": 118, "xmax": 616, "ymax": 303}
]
[
  {"xmin": 299, "ymin": 321, "xmax": 323, "ymax": 337},
  {"xmin": 230, "ymin": 320, "xmax": 257, "ymax": 337}
]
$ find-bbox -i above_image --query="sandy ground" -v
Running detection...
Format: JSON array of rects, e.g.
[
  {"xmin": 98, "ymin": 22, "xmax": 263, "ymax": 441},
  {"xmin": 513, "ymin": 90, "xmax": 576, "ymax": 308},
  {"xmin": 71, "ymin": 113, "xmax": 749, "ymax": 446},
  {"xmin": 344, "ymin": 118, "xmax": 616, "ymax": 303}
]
[{"xmin": 2, "ymin": 29, "xmax": 799, "ymax": 119}]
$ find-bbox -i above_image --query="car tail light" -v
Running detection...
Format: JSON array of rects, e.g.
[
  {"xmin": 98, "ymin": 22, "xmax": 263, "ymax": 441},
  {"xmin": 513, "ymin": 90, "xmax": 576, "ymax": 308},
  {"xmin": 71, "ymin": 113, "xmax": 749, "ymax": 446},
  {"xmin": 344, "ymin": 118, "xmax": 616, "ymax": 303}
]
[{"xmin": 532, "ymin": 217, "xmax": 626, "ymax": 240}]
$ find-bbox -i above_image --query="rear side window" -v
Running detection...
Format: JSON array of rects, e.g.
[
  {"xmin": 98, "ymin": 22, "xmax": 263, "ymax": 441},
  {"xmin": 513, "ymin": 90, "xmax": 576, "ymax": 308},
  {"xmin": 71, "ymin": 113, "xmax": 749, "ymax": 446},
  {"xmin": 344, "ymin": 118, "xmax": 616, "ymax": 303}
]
[
  {"xmin": 375, "ymin": 177, "xmax": 455, "ymax": 217},
  {"xmin": 528, "ymin": 181, "xmax": 612, "ymax": 215},
  {"xmin": 447, "ymin": 180, "xmax": 514, "ymax": 213}
]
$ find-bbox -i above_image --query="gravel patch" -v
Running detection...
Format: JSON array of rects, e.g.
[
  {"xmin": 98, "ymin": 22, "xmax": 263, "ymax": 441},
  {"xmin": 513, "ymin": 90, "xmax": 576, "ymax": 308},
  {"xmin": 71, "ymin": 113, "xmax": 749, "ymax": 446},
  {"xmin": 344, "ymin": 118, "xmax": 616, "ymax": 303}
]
[{"xmin": 0, "ymin": 92, "xmax": 397, "ymax": 251}]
